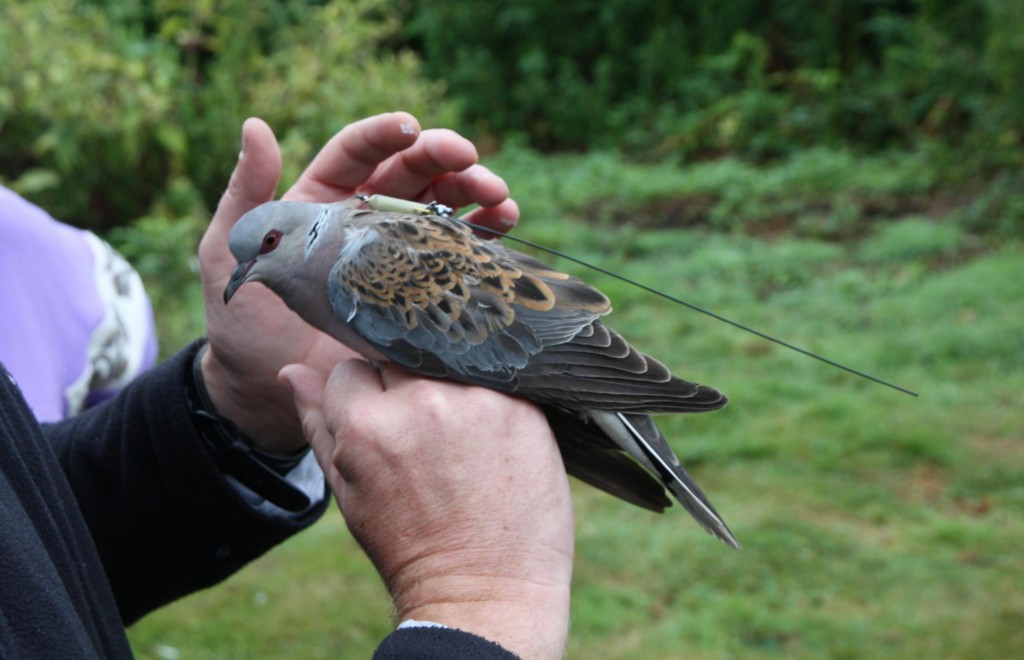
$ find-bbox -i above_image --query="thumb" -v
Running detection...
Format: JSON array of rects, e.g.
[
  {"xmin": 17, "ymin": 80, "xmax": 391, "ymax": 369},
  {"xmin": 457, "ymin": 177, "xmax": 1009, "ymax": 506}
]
[
  {"xmin": 217, "ymin": 117, "xmax": 282, "ymax": 222},
  {"xmin": 279, "ymin": 364, "xmax": 332, "ymax": 472},
  {"xmin": 200, "ymin": 118, "xmax": 282, "ymax": 265}
]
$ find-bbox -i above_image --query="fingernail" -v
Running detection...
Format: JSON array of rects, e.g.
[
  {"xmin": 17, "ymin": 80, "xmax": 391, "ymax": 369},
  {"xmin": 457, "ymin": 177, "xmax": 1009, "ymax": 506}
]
[{"xmin": 496, "ymin": 216, "xmax": 517, "ymax": 232}]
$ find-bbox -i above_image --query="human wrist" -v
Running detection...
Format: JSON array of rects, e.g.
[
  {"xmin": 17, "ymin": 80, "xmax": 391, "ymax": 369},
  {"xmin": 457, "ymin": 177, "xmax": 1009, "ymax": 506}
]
[
  {"xmin": 187, "ymin": 341, "xmax": 314, "ymax": 512},
  {"xmin": 199, "ymin": 341, "xmax": 307, "ymax": 455},
  {"xmin": 385, "ymin": 543, "xmax": 572, "ymax": 660},
  {"xmin": 396, "ymin": 576, "xmax": 570, "ymax": 660}
]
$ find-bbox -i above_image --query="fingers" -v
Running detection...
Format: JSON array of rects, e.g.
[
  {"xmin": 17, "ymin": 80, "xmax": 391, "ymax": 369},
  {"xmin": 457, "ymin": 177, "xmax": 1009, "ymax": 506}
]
[
  {"xmin": 278, "ymin": 364, "xmax": 332, "ymax": 469},
  {"xmin": 289, "ymin": 117, "xmax": 486, "ymax": 201},
  {"xmin": 418, "ymin": 164, "xmax": 508, "ymax": 207},
  {"xmin": 364, "ymin": 132, "xmax": 520, "ymax": 233},
  {"xmin": 460, "ymin": 196, "xmax": 521, "ymax": 236},
  {"xmin": 286, "ymin": 359, "xmax": 410, "ymax": 491},
  {"xmin": 393, "ymin": 145, "xmax": 519, "ymax": 234},
  {"xmin": 361, "ymin": 128, "xmax": 478, "ymax": 200},
  {"xmin": 208, "ymin": 114, "xmax": 516, "ymax": 236},
  {"xmin": 286, "ymin": 112, "xmax": 423, "ymax": 201},
  {"xmin": 281, "ymin": 113, "xmax": 519, "ymax": 235}
]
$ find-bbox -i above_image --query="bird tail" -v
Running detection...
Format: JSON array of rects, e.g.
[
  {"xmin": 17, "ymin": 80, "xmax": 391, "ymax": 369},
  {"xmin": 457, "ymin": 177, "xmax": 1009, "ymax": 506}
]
[{"xmin": 590, "ymin": 411, "xmax": 741, "ymax": 549}]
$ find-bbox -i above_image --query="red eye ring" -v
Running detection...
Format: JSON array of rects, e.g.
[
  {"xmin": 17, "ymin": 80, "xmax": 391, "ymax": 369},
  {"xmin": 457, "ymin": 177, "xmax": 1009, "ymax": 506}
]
[{"xmin": 259, "ymin": 229, "xmax": 283, "ymax": 255}]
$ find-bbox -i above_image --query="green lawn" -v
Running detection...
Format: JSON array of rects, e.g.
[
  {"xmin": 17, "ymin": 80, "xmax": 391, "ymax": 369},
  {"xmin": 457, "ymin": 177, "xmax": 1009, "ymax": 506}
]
[{"xmin": 128, "ymin": 147, "xmax": 1024, "ymax": 658}]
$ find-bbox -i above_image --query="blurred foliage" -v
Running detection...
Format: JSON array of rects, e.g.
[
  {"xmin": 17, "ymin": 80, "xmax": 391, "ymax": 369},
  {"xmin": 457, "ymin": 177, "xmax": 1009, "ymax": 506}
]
[
  {"xmin": 2, "ymin": 0, "xmax": 1021, "ymax": 237},
  {"xmin": 401, "ymin": 0, "xmax": 1024, "ymax": 162},
  {"xmin": 0, "ymin": 0, "xmax": 456, "ymax": 232},
  {"xmin": 106, "ymin": 187, "xmax": 209, "ymax": 352}
]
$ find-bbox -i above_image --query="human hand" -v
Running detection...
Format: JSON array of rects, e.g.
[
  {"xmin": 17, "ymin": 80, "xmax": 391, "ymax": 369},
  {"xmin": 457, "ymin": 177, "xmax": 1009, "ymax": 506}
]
[
  {"xmin": 281, "ymin": 361, "xmax": 574, "ymax": 659},
  {"xmin": 198, "ymin": 112, "xmax": 519, "ymax": 453}
]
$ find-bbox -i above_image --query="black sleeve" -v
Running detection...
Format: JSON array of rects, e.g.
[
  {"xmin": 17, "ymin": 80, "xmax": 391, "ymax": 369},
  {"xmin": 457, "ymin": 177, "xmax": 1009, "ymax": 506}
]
[
  {"xmin": 43, "ymin": 341, "xmax": 328, "ymax": 625},
  {"xmin": 373, "ymin": 627, "xmax": 520, "ymax": 659}
]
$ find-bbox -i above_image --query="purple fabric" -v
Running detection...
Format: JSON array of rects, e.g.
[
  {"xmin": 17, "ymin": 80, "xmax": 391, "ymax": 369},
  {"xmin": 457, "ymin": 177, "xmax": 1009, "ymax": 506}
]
[{"xmin": 0, "ymin": 186, "xmax": 157, "ymax": 421}]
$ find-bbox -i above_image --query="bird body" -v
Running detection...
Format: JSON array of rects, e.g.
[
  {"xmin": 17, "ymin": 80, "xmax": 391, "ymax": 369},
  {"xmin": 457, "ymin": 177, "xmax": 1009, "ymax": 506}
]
[{"xmin": 226, "ymin": 198, "xmax": 739, "ymax": 548}]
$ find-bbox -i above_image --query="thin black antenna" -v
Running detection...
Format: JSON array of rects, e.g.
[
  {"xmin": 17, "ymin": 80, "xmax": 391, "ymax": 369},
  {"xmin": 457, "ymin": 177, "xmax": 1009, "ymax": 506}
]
[
  {"xmin": 458, "ymin": 217, "xmax": 919, "ymax": 398},
  {"xmin": 357, "ymin": 194, "xmax": 918, "ymax": 397}
]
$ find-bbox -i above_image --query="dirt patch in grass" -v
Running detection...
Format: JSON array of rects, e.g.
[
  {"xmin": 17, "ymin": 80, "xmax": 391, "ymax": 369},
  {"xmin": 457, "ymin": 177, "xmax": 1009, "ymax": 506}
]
[
  {"xmin": 585, "ymin": 194, "xmax": 719, "ymax": 230},
  {"xmin": 967, "ymin": 434, "xmax": 1024, "ymax": 463},
  {"xmin": 898, "ymin": 462, "xmax": 949, "ymax": 507},
  {"xmin": 590, "ymin": 190, "xmax": 977, "ymax": 242}
]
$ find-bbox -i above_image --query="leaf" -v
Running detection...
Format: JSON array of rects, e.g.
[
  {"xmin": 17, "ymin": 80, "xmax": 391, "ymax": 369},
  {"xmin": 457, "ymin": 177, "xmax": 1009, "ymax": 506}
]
[{"xmin": 10, "ymin": 168, "xmax": 61, "ymax": 195}]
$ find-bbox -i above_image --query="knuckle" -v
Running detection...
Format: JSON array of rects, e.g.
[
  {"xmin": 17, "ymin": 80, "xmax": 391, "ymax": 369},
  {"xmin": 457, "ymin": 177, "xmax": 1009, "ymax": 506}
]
[{"xmin": 403, "ymin": 379, "xmax": 453, "ymax": 417}]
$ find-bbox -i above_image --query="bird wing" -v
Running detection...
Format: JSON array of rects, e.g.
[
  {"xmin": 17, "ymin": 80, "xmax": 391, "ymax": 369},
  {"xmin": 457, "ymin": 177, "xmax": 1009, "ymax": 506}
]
[
  {"xmin": 514, "ymin": 321, "xmax": 727, "ymax": 413},
  {"xmin": 328, "ymin": 212, "xmax": 607, "ymax": 383},
  {"xmin": 327, "ymin": 211, "xmax": 727, "ymax": 412}
]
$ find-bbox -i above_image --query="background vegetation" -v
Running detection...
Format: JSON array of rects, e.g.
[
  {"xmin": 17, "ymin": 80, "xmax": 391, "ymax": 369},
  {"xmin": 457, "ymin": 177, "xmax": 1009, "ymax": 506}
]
[
  {"xmin": 401, "ymin": 0, "xmax": 1024, "ymax": 159},
  {"xmin": 1, "ymin": 0, "xmax": 1020, "ymax": 657}
]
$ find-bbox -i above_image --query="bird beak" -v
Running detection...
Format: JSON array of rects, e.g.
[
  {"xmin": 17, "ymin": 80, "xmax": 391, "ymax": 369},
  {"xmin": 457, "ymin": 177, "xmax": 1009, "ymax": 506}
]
[{"xmin": 224, "ymin": 260, "xmax": 255, "ymax": 304}]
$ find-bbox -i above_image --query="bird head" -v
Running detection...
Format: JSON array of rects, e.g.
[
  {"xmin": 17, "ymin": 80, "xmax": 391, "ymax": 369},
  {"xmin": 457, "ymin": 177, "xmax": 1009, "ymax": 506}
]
[{"xmin": 224, "ymin": 201, "xmax": 321, "ymax": 304}]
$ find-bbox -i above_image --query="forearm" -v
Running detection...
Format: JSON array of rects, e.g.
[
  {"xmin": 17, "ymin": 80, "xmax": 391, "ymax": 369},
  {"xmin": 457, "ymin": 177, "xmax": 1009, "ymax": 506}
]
[{"xmin": 44, "ymin": 341, "xmax": 327, "ymax": 624}]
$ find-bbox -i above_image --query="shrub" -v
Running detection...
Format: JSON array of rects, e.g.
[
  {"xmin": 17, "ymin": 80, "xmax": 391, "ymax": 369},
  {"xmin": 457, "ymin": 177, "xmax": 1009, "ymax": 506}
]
[
  {"xmin": 0, "ymin": 0, "xmax": 456, "ymax": 232},
  {"xmin": 400, "ymin": 0, "xmax": 1023, "ymax": 160}
]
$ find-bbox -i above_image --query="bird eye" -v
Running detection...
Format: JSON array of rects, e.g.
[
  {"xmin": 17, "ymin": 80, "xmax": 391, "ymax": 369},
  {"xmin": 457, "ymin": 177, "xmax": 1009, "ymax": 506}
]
[{"xmin": 259, "ymin": 230, "xmax": 283, "ymax": 255}]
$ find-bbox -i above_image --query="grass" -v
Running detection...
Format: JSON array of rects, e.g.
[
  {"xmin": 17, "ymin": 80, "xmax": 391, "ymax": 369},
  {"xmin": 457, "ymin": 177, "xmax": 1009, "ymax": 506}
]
[{"xmin": 127, "ymin": 146, "xmax": 1023, "ymax": 658}]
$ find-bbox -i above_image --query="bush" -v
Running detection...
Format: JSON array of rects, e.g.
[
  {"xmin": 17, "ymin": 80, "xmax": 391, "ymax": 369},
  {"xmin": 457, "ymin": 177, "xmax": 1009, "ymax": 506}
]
[
  {"xmin": 401, "ymin": 0, "xmax": 1024, "ymax": 160},
  {"xmin": 0, "ymin": 0, "xmax": 457, "ymax": 232}
]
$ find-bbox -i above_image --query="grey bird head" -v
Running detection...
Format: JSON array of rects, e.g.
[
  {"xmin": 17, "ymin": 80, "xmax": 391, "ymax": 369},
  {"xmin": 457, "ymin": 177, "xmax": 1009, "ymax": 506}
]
[{"xmin": 224, "ymin": 201, "xmax": 324, "ymax": 304}]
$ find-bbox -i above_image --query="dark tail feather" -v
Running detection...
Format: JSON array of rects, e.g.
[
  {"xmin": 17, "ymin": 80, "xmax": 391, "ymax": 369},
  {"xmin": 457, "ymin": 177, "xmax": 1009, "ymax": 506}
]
[
  {"xmin": 546, "ymin": 407, "xmax": 672, "ymax": 512},
  {"xmin": 545, "ymin": 407, "xmax": 741, "ymax": 548},
  {"xmin": 617, "ymin": 413, "xmax": 741, "ymax": 549}
]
